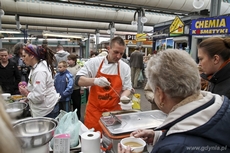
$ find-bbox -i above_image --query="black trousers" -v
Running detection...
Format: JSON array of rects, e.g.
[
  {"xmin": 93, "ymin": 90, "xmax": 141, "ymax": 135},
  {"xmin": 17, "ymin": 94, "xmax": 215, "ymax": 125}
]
[{"xmin": 71, "ymin": 89, "xmax": 81, "ymax": 119}]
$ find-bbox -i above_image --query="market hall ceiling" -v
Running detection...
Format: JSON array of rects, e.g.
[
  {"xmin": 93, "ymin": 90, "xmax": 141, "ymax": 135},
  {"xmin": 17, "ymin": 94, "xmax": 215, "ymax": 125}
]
[{"xmin": 1, "ymin": 0, "xmax": 230, "ymax": 35}]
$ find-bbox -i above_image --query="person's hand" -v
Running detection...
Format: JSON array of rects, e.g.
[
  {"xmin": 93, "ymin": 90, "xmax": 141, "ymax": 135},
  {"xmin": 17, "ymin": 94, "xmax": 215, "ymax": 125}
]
[
  {"xmin": 117, "ymin": 143, "xmax": 132, "ymax": 153},
  {"xmin": 120, "ymin": 96, "xmax": 130, "ymax": 100},
  {"xmin": 130, "ymin": 129, "xmax": 154, "ymax": 144},
  {"xmin": 19, "ymin": 86, "xmax": 29, "ymax": 97},
  {"xmin": 94, "ymin": 77, "xmax": 110, "ymax": 87},
  {"xmin": 18, "ymin": 81, "xmax": 27, "ymax": 88}
]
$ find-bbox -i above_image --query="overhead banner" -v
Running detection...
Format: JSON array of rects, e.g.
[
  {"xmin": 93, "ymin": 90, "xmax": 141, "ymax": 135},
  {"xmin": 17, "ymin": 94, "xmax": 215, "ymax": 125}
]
[
  {"xmin": 125, "ymin": 35, "xmax": 136, "ymax": 40},
  {"xmin": 169, "ymin": 16, "xmax": 184, "ymax": 36},
  {"xmin": 136, "ymin": 33, "xmax": 147, "ymax": 41},
  {"xmin": 190, "ymin": 16, "xmax": 230, "ymax": 35},
  {"xmin": 124, "ymin": 40, "xmax": 153, "ymax": 45}
]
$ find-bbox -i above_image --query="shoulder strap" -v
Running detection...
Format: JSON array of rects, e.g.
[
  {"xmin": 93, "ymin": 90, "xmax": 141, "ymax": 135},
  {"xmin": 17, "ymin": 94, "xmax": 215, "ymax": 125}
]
[{"xmin": 156, "ymin": 96, "xmax": 215, "ymax": 131}]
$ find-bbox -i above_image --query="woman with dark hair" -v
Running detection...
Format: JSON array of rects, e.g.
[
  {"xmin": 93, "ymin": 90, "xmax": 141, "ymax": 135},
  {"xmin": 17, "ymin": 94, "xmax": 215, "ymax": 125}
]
[
  {"xmin": 198, "ymin": 37, "xmax": 230, "ymax": 99},
  {"xmin": 19, "ymin": 44, "xmax": 60, "ymax": 118},
  {"xmin": 10, "ymin": 42, "xmax": 30, "ymax": 82}
]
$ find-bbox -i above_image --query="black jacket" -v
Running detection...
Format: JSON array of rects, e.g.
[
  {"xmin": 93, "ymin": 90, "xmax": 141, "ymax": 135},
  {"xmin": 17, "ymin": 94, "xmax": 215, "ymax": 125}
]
[
  {"xmin": 10, "ymin": 55, "xmax": 30, "ymax": 82},
  {"xmin": 201, "ymin": 62, "xmax": 230, "ymax": 99},
  {"xmin": 0, "ymin": 60, "xmax": 20, "ymax": 94}
]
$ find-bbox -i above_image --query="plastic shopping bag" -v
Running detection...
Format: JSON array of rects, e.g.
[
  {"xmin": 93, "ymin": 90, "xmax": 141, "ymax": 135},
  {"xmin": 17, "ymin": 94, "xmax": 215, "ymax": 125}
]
[
  {"xmin": 50, "ymin": 109, "xmax": 80, "ymax": 148},
  {"xmin": 138, "ymin": 71, "xmax": 144, "ymax": 82},
  {"xmin": 132, "ymin": 93, "xmax": 141, "ymax": 110},
  {"xmin": 55, "ymin": 110, "xmax": 67, "ymax": 121}
]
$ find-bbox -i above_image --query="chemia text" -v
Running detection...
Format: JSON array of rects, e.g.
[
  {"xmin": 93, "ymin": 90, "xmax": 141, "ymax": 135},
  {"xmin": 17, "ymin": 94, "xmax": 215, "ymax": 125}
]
[{"xmin": 192, "ymin": 18, "xmax": 228, "ymax": 34}]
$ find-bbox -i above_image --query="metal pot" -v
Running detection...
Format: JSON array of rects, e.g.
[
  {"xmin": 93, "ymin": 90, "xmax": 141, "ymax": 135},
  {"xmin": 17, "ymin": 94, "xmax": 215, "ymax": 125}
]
[
  {"xmin": 5, "ymin": 102, "xmax": 28, "ymax": 119},
  {"xmin": 13, "ymin": 117, "xmax": 58, "ymax": 148}
]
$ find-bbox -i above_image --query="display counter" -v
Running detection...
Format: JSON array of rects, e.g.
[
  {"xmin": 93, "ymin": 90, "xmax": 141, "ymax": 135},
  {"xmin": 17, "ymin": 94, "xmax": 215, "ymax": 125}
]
[{"xmin": 100, "ymin": 110, "xmax": 166, "ymax": 153}]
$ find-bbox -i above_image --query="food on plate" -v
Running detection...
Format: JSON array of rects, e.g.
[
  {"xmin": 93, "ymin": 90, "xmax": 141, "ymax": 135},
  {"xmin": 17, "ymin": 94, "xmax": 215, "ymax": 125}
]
[
  {"xmin": 10, "ymin": 95, "xmax": 23, "ymax": 101},
  {"xmin": 120, "ymin": 96, "xmax": 130, "ymax": 104}
]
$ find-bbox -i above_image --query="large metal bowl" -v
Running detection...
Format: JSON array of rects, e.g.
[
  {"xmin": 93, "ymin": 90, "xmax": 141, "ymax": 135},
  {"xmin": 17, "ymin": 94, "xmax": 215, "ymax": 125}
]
[
  {"xmin": 13, "ymin": 117, "xmax": 58, "ymax": 148},
  {"xmin": 5, "ymin": 102, "xmax": 28, "ymax": 119}
]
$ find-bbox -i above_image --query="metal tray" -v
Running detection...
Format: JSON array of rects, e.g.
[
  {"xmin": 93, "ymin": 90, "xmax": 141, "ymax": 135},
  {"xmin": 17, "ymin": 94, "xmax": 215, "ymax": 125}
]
[{"xmin": 100, "ymin": 110, "xmax": 167, "ymax": 135}]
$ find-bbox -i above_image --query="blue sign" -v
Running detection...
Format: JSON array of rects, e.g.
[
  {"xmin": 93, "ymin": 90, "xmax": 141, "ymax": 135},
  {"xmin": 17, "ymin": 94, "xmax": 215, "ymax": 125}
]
[{"xmin": 190, "ymin": 16, "xmax": 230, "ymax": 35}]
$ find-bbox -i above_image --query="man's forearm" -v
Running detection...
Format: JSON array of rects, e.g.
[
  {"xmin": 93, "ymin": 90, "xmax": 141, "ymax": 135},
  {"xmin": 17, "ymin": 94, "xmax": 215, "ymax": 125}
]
[
  {"xmin": 121, "ymin": 90, "xmax": 131, "ymax": 97},
  {"xmin": 75, "ymin": 75, "xmax": 95, "ymax": 87}
]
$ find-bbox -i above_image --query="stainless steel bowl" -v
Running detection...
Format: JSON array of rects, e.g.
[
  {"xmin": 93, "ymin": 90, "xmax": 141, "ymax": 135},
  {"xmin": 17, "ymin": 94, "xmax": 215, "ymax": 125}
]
[
  {"xmin": 13, "ymin": 117, "xmax": 58, "ymax": 148},
  {"xmin": 6, "ymin": 102, "xmax": 28, "ymax": 119}
]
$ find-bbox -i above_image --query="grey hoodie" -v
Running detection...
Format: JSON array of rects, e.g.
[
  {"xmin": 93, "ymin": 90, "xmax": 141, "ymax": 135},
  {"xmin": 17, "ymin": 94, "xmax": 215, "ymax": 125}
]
[{"xmin": 54, "ymin": 50, "xmax": 70, "ymax": 67}]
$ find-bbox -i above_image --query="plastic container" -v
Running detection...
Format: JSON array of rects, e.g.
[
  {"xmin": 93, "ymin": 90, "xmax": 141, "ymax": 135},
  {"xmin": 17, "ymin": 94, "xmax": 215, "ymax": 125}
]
[
  {"xmin": 119, "ymin": 102, "xmax": 133, "ymax": 110},
  {"xmin": 53, "ymin": 134, "xmax": 70, "ymax": 153},
  {"xmin": 120, "ymin": 137, "xmax": 146, "ymax": 153}
]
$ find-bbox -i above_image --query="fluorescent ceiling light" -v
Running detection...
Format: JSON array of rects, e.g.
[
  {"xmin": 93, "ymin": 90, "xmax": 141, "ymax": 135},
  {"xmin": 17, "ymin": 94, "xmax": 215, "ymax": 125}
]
[
  {"xmin": 38, "ymin": 38, "xmax": 70, "ymax": 41},
  {"xmin": 3, "ymin": 37, "xmax": 36, "ymax": 40},
  {"xmin": 0, "ymin": 30, "xmax": 21, "ymax": 34},
  {"xmin": 43, "ymin": 31, "xmax": 82, "ymax": 39}
]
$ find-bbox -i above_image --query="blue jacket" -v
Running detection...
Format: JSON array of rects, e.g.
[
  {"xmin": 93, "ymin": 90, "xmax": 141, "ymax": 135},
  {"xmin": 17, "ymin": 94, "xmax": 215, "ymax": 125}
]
[
  {"xmin": 151, "ymin": 91, "xmax": 230, "ymax": 153},
  {"xmin": 54, "ymin": 70, "xmax": 73, "ymax": 102}
]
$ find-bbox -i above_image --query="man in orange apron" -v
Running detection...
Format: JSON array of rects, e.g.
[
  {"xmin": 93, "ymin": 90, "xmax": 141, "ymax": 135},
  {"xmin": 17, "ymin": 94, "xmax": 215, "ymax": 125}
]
[{"xmin": 76, "ymin": 36, "xmax": 132, "ymax": 132}]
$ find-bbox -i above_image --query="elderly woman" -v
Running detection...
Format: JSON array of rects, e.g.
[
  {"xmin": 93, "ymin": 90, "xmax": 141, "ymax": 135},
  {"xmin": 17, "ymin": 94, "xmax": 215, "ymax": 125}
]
[
  {"xmin": 19, "ymin": 44, "xmax": 60, "ymax": 118},
  {"xmin": 118, "ymin": 49, "xmax": 230, "ymax": 153}
]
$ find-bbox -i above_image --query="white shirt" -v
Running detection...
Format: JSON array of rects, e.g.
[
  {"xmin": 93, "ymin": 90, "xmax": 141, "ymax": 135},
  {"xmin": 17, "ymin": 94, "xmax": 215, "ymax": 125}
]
[
  {"xmin": 77, "ymin": 56, "xmax": 132, "ymax": 91},
  {"xmin": 27, "ymin": 60, "xmax": 60, "ymax": 117}
]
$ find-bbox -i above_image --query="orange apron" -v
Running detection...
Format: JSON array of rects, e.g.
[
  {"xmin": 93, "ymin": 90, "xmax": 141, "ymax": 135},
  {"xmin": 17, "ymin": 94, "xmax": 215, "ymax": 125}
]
[{"xmin": 84, "ymin": 59, "xmax": 122, "ymax": 132}]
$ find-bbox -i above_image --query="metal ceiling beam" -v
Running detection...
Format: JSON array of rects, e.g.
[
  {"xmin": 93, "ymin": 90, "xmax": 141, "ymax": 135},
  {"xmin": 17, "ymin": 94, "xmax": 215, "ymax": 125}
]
[
  {"xmin": 5, "ymin": 12, "xmax": 154, "ymax": 27},
  {"xmin": 41, "ymin": 0, "xmax": 187, "ymax": 16},
  {"xmin": 2, "ymin": 20, "xmax": 139, "ymax": 32}
]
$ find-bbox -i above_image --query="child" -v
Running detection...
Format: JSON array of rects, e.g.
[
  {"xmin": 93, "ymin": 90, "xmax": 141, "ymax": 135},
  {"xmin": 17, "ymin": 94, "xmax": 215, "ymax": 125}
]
[
  {"xmin": 54, "ymin": 61, "xmax": 74, "ymax": 112},
  {"xmin": 67, "ymin": 54, "xmax": 82, "ymax": 119}
]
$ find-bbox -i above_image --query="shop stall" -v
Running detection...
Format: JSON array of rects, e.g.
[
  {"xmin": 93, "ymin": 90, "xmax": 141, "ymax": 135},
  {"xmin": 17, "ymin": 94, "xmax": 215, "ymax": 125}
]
[{"xmin": 152, "ymin": 15, "xmax": 204, "ymax": 54}]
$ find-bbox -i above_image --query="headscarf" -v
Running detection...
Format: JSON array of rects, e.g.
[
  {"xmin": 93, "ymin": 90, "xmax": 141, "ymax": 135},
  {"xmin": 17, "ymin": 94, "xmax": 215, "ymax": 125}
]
[{"xmin": 24, "ymin": 44, "xmax": 46, "ymax": 60}]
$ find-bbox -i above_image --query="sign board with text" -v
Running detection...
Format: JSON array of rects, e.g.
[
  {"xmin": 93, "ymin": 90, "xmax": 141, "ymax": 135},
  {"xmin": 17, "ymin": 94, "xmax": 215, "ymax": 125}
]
[
  {"xmin": 169, "ymin": 16, "xmax": 184, "ymax": 36},
  {"xmin": 136, "ymin": 33, "xmax": 147, "ymax": 41},
  {"xmin": 190, "ymin": 16, "xmax": 230, "ymax": 35},
  {"xmin": 124, "ymin": 40, "xmax": 153, "ymax": 45},
  {"xmin": 125, "ymin": 35, "xmax": 136, "ymax": 40}
]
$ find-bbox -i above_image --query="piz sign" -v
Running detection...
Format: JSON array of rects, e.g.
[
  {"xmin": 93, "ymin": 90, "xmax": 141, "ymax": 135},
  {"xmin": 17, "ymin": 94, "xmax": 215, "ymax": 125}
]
[{"xmin": 125, "ymin": 35, "xmax": 136, "ymax": 40}]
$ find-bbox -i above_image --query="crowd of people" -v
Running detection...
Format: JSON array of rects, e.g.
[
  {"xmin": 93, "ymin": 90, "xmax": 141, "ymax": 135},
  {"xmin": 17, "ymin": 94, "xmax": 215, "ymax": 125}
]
[
  {"xmin": 1, "ymin": 36, "xmax": 230, "ymax": 152},
  {"xmin": 0, "ymin": 42, "xmax": 79, "ymax": 119}
]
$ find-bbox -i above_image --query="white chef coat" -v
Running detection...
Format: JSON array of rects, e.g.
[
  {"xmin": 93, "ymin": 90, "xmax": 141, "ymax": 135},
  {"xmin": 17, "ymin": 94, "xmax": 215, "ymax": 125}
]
[
  {"xmin": 27, "ymin": 60, "xmax": 60, "ymax": 117},
  {"xmin": 77, "ymin": 56, "xmax": 132, "ymax": 91}
]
